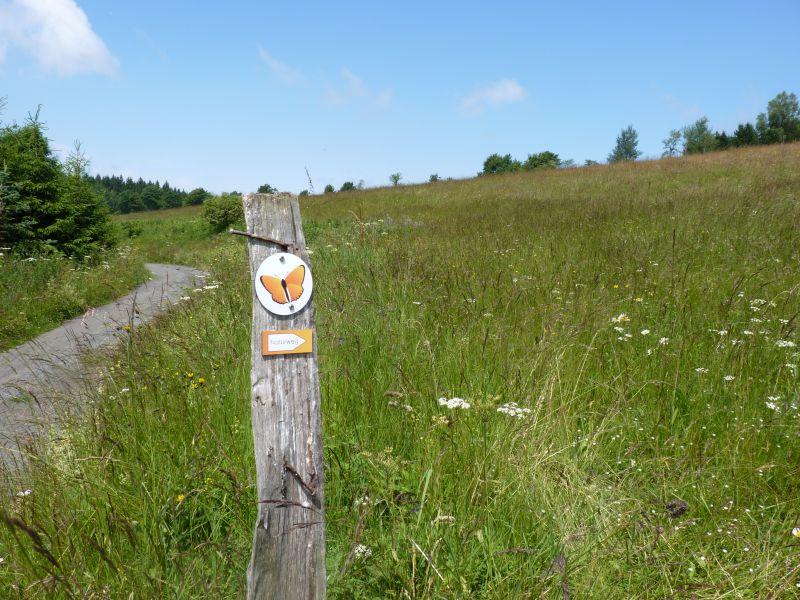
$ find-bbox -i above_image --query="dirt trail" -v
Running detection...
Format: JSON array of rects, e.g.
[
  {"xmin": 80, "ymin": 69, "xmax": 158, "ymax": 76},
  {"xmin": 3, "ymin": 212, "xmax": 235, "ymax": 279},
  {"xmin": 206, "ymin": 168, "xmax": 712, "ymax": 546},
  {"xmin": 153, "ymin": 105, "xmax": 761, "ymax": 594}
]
[{"xmin": 0, "ymin": 263, "xmax": 207, "ymax": 469}]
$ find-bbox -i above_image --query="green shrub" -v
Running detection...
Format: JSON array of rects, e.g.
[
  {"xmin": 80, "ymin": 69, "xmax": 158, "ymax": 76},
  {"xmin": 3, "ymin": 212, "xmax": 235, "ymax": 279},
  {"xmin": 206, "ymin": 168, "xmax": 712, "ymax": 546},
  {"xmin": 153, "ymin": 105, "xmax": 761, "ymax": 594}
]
[{"xmin": 202, "ymin": 193, "xmax": 243, "ymax": 232}]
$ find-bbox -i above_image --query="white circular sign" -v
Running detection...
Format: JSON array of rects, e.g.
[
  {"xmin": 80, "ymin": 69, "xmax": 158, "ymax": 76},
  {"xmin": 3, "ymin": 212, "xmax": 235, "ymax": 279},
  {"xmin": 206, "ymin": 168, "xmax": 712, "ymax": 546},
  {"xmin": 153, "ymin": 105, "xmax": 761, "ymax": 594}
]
[{"xmin": 254, "ymin": 252, "xmax": 313, "ymax": 316}]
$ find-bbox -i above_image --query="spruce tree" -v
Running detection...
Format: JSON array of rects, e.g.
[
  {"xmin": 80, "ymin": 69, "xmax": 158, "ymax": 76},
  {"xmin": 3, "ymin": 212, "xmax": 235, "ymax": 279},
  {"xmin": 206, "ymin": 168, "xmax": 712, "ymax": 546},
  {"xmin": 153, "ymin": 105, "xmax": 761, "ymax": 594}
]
[
  {"xmin": 608, "ymin": 126, "xmax": 642, "ymax": 163},
  {"xmin": 0, "ymin": 116, "xmax": 114, "ymax": 256}
]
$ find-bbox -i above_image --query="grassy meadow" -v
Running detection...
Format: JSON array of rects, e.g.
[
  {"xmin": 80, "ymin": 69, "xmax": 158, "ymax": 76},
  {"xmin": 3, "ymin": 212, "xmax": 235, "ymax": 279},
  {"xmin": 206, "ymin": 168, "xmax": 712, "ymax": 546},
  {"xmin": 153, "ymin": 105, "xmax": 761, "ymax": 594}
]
[
  {"xmin": 1, "ymin": 144, "xmax": 799, "ymax": 598},
  {"xmin": 0, "ymin": 205, "xmax": 212, "ymax": 352},
  {"xmin": 0, "ymin": 246, "xmax": 150, "ymax": 352}
]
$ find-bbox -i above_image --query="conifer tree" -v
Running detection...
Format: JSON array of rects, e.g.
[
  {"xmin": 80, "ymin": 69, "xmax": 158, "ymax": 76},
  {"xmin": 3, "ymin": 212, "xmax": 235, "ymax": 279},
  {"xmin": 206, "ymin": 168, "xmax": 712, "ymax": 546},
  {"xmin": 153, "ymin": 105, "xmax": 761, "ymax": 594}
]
[{"xmin": 607, "ymin": 125, "xmax": 642, "ymax": 163}]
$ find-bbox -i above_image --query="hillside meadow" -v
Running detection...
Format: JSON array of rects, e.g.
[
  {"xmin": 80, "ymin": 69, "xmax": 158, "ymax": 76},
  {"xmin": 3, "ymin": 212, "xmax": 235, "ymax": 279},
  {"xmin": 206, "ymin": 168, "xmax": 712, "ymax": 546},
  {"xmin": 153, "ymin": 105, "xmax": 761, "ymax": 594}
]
[{"xmin": 1, "ymin": 144, "xmax": 799, "ymax": 598}]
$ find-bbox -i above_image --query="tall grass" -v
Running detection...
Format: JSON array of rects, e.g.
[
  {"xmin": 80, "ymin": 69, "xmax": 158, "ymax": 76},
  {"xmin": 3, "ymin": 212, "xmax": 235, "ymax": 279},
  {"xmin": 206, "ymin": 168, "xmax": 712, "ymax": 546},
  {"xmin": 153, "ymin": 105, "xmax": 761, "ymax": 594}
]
[
  {"xmin": 1, "ymin": 144, "xmax": 799, "ymax": 598},
  {"xmin": 0, "ymin": 207, "xmax": 215, "ymax": 352},
  {"xmin": 0, "ymin": 247, "xmax": 149, "ymax": 352}
]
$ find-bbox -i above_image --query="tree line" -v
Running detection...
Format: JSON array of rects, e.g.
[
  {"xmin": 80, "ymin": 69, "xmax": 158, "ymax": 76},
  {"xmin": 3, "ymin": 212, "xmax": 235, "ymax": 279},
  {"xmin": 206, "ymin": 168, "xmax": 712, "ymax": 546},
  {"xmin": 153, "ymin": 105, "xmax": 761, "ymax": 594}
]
[
  {"xmin": 481, "ymin": 90, "xmax": 800, "ymax": 174},
  {"xmin": 92, "ymin": 175, "xmax": 211, "ymax": 214}
]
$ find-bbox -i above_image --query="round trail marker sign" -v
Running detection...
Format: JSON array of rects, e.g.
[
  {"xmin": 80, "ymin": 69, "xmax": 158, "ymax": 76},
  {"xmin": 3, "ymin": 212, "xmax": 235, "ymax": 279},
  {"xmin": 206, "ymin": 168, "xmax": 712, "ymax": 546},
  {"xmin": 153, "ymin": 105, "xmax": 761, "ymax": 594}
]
[{"xmin": 255, "ymin": 252, "xmax": 313, "ymax": 316}]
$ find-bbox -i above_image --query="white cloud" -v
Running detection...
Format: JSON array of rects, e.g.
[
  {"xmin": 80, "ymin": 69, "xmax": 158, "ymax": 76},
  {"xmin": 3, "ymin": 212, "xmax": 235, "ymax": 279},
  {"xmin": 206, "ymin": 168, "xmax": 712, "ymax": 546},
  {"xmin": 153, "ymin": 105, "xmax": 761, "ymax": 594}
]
[
  {"xmin": 0, "ymin": 0, "xmax": 118, "ymax": 76},
  {"xmin": 457, "ymin": 79, "xmax": 527, "ymax": 116},
  {"xmin": 662, "ymin": 92, "xmax": 701, "ymax": 120},
  {"xmin": 257, "ymin": 46, "xmax": 304, "ymax": 84},
  {"xmin": 326, "ymin": 67, "xmax": 393, "ymax": 108}
]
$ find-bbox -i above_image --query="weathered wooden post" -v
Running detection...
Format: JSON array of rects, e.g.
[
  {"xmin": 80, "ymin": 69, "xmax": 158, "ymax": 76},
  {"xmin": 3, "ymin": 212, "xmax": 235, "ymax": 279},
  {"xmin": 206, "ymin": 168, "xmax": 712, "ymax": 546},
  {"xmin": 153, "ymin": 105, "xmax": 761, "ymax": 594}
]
[{"xmin": 239, "ymin": 193, "xmax": 326, "ymax": 599}]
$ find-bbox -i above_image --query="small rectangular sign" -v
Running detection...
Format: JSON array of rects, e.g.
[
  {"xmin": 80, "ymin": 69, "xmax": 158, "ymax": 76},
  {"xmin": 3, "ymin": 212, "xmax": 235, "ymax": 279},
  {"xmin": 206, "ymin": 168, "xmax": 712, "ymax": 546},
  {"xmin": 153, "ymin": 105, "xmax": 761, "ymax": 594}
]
[{"xmin": 262, "ymin": 329, "xmax": 313, "ymax": 356}]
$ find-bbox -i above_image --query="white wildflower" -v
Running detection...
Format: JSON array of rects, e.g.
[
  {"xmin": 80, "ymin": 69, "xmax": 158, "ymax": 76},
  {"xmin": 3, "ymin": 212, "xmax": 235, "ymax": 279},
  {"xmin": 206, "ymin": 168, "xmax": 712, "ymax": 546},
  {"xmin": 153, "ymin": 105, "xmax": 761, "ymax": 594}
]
[
  {"xmin": 723, "ymin": 375, "xmax": 735, "ymax": 382},
  {"xmin": 776, "ymin": 340, "xmax": 796, "ymax": 348},
  {"xmin": 15, "ymin": 489, "xmax": 31, "ymax": 498},
  {"xmin": 353, "ymin": 544, "xmax": 372, "ymax": 559},
  {"xmin": 202, "ymin": 284, "xmax": 219, "ymax": 290},
  {"xmin": 743, "ymin": 330, "xmax": 754, "ymax": 336},
  {"xmin": 432, "ymin": 515, "xmax": 456, "ymax": 525},
  {"xmin": 658, "ymin": 337, "xmax": 669, "ymax": 345},
  {"xmin": 640, "ymin": 329, "xmax": 650, "ymax": 335},
  {"xmin": 765, "ymin": 401, "xmax": 780, "ymax": 412},
  {"xmin": 750, "ymin": 299, "xmax": 767, "ymax": 305},
  {"xmin": 496, "ymin": 402, "xmax": 531, "ymax": 419},
  {"xmin": 611, "ymin": 313, "xmax": 630, "ymax": 323},
  {"xmin": 438, "ymin": 397, "xmax": 471, "ymax": 410},
  {"xmin": 792, "ymin": 527, "xmax": 800, "ymax": 538},
  {"xmin": 695, "ymin": 367, "xmax": 708, "ymax": 374},
  {"xmin": 614, "ymin": 326, "xmax": 626, "ymax": 333}
]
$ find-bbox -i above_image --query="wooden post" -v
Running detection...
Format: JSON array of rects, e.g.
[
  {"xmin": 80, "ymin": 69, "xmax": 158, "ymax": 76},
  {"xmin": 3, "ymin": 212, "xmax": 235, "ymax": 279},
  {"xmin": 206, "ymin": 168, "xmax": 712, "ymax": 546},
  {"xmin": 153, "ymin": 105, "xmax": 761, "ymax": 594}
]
[{"xmin": 243, "ymin": 193, "xmax": 326, "ymax": 599}]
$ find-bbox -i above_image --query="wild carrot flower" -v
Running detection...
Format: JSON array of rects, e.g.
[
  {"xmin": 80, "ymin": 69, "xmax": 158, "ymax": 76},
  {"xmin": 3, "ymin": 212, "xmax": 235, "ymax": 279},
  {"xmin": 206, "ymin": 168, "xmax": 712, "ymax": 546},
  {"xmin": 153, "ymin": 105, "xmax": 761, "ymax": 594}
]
[
  {"xmin": 496, "ymin": 402, "xmax": 531, "ymax": 418},
  {"xmin": 776, "ymin": 340, "xmax": 796, "ymax": 348},
  {"xmin": 438, "ymin": 397, "xmax": 470, "ymax": 409}
]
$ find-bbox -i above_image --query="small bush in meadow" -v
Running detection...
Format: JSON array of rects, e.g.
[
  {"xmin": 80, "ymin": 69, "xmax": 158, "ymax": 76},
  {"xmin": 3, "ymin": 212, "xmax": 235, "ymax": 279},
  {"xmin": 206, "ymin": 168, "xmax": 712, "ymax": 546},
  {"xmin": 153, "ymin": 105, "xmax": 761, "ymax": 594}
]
[{"xmin": 202, "ymin": 193, "xmax": 243, "ymax": 232}]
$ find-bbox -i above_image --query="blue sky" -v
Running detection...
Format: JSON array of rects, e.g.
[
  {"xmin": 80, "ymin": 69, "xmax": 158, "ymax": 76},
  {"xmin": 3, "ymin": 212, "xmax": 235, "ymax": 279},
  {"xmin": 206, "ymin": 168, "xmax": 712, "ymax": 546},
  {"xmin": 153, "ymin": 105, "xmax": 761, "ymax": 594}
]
[{"xmin": 1, "ymin": 1, "xmax": 798, "ymax": 194}]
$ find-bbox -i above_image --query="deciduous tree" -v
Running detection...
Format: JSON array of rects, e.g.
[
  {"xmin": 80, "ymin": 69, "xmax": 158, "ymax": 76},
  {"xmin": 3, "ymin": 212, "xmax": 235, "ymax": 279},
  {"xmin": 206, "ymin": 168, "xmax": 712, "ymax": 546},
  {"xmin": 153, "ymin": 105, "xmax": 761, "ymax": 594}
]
[
  {"xmin": 481, "ymin": 154, "xmax": 521, "ymax": 175},
  {"xmin": 662, "ymin": 130, "xmax": 681, "ymax": 157},
  {"xmin": 682, "ymin": 117, "xmax": 717, "ymax": 154},
  {"xmin": 523, "ymin": 151, "xmax": 561, "ymax": 170}
]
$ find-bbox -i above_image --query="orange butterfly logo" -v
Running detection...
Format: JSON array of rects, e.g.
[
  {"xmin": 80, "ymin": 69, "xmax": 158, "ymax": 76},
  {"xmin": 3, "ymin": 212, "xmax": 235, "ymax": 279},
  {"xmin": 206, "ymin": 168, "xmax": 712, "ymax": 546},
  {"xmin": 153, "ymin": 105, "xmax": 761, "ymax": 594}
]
[{"xmin": 260, "ymin": 265, "xmax": 305, "ymax": 305}]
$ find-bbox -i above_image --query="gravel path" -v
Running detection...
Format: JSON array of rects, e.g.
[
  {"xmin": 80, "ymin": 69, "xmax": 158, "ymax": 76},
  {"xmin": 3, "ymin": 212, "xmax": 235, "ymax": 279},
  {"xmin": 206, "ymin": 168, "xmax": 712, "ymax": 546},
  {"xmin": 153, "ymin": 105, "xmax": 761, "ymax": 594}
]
[{"xmin": 0, "ymin": 263, "xmax": 207, "ymax": 469}]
